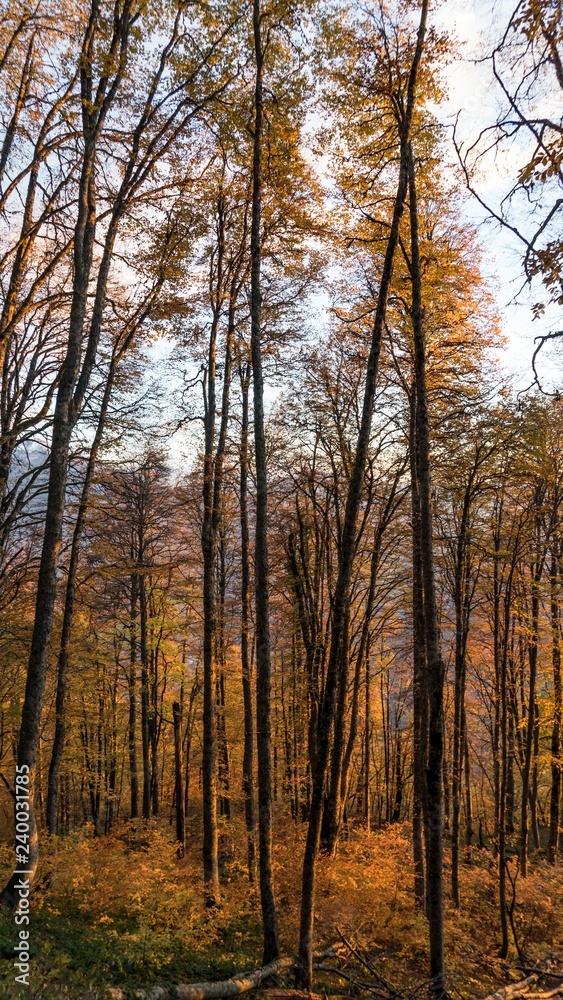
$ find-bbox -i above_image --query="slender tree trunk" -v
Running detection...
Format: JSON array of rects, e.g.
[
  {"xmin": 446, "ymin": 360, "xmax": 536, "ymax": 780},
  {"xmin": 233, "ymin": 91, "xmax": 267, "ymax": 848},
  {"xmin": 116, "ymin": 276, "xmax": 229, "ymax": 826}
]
[
  {"xmin": 410, "ymin": 389, "xmax": 427, "ymax": 909},
  {"xmin": 382, "ymin": 673, "xmax": 391, "ymax": 823},
  {"xmin": 201, "ymin": 210, "xmax": 224, "ymax": 904},
  {"xmin": 213, "ymin": 292, "xmax": 236, "ymax": 823},
  {"xmin": 139, "ymin": 573, "xmax": 151, "ymax": 821},
  {"xmin": 250, "ymin": 0, "xmax": 279, "ymax": 962},
  {"xmin": 549, "ymin": 549, "xmax": 562, "ymax": 863},
  {"xmin": 105, "ymin": 659, "xmax": 119, "ymax": 834},
  {"xmin": 217, "ymin": 542, "xmax": 230, "ymax": 815},
  {"xmin": 531, "ymin": 704, "xmax": 540, "ymax": 849},
  {"xmin": 451, "ymin": 539, "xmax": 469, "ymax": 902},
  {"xmin": 364, "ymin": 658, "xmax": 371, "ymax": 833},
  {"xmin": 392, "ymin": 727, "xmax": 403, "ymax": 822},
  {"xmin": 239, "ymin": 362, "xmax": 256, "ymax": 884},
  {"xmin": 129, "ymin": 574, "xmax": 139, "ymax": 819},
  {"xmin": 451, "ymin": 479, "xmax": 474, "ymax": 904},
  {"xmin": 498, "ymin": 591, "xmax": 510, "ymax": 960},
  {"xmin": 408, "ymin": 144, "xmax": 445, "ymax": 994},
  {"xmin": 150, "ymin": 645, "xmax": 160, "ymax": 818},
  {"xmin": 492, "ymin": 540, "xmax": 501, "ymax": 864},
  {"xmin": 506, "ymin": 699, "xmax": 515, "ymax": 834},
  {"xmin": 217, "ymin": 668, "xmax": 231, "ymax": 819},
  {"xmin": 519, "ymin": 527, "xmax": 543, "ymax": 877},
  {"xmin": 492, "ymin": 502, "xmax": 519, "ymax": 958},
  {"xmin": 443, "ymin": 751, "xmax": 450, "ymax": 834},
  {"xmin": 322, "ymin": 608, "xmax": 350, "ymax": 853},
  {"xmin": 184, "ymin": 673, "xmax": 199, "ymax": 826},
  {"xmin": 463, "ymin": 725, "xmax": 473, "ymax": 860},
  {"xmin": 292, "ymin": 654, "xmax": 301, "ymax": 821},
  {"xmin": 173, "ymin": 701, "xmax": 185, "ymax": 850}
]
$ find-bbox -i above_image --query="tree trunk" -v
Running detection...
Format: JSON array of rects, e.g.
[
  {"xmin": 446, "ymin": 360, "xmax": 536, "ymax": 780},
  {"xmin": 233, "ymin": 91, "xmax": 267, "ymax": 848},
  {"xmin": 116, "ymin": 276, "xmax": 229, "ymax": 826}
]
[
  {"xmin": 410, "ymin": 388, "xmax": 427, "ymax": 909},
  {"xmin": 364, "ymin": 646, "xmax": 372, "ymax": 832},
  {"xmin": 217, "ymin": 668, "xmax": 231, "ymax": 819},
  {"xmin": 239, "ymin": 361, "xmax": 256, "ymax": 884},
  {"xmin": 129, "ymin": 574, "xmax": 139, "ymax": 819},
  {"xmin": 140, "ymin": 573, "xmax": 151, "ymax": 821},
  {"xmin": 498, "ymin": 590, "xmax": 510, "ymax": 960},
  {"xmin": 105, "ymin": 659, "xmax": 119, "ymax": 834},
  {"xmin": 184, "ymin": 674, "xmax": 199, "ymax": 827},
  {"xmin": 173, "ymin": 701, "xmax": 185, "ymax": 849},
  {"xmin": 408, "ymin": 143, "xmax": 445, "ymax": 994},
  {"xmin": 250, "ymin": 0, "xmax": 279, "ymax": 962},
  {"xmin": 322, "ymin": 607, "xmax": 350, "ymax": 853},
  {"xmin": 392, "ymin": 726, "xmax": 403, "ymax": 822},
  {"xmin": 340, "ymin": 538, "xmax": 381, "ymax": 841},
  {"xmin": 506, "ymin": 704, "xmax": 515, "ymax": 834},
  {"xmin": 548, "ymin": 548, "xmax": 562, "ymax": 863},
  {"xmin": 463, "ymin": 726, "xmax": 473, "ymax": 861},
  {"xmin": 530, "ymin": 703, "xmax": 540, "ymax": 849},
  {"xmin": 451, "ymin": 478, "xmax": 473, "ymax": 905},
  {"xmin": 150, "ymin": 644, "xmax": 160, "ymax": 818},
  {"xmin": 201, "ymin": 205, "xmax": 224, "ymax": 904},
  {"xmin": 519, "ymin": 519, "xmax": 543, "ymax": 877}
]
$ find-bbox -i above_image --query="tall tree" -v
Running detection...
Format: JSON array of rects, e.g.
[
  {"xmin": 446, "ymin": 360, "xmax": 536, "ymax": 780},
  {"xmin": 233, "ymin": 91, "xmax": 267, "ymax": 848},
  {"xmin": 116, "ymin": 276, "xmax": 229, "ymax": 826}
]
[
  {"xmin": 407, "ymin": 143, "xmax": 444, "ymax": 993},
  {"xmin": 250, "ymin": 0, "xmax": 280, "ymax": 962},
  {"xmin": 297, "ymin": 0, "xmax": 429, "ymax": 985}
]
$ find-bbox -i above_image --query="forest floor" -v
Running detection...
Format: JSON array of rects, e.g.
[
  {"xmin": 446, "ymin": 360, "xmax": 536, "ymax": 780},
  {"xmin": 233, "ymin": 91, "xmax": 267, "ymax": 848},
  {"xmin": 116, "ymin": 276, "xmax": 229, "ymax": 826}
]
[{"xmin": 0, "ymin": 818, "xmax": 561, "ymax": 999}]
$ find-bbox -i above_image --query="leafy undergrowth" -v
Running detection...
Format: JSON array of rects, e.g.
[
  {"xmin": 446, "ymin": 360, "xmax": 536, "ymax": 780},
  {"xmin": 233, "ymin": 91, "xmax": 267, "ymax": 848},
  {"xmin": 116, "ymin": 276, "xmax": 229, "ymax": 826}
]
[{"xmin": 0, "ymin": 818, "xmax": 561, "ymax": 998}]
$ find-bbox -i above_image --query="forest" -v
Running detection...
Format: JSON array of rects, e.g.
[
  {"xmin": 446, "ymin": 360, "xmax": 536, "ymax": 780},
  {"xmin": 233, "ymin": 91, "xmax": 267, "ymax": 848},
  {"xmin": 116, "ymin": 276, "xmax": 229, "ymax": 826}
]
[{"xmin": 0, "ymin": 0, "xmax": 562, "ymax": 996}]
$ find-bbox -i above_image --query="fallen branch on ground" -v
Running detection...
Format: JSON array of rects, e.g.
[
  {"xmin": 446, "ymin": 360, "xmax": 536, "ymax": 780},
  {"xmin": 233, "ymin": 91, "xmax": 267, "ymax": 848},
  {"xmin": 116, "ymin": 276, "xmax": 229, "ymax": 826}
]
[
  {"xmin": 518, "ymin": 974, "xmax": 563, "ymax": 983},
  {"xmin": 481, "ymin": 973, "xmax": 541, "ymax": 1000},
  {"xmin": 106, "ymin": 956, "xmax": 295, "ymax": 1000},
  {"xmin": 525, "ymin": 990, "xmax": 563, "ymax": 999},
  {"xmin": 106, "ymin": 944, "xmax": 346, "ymax": 1000}
]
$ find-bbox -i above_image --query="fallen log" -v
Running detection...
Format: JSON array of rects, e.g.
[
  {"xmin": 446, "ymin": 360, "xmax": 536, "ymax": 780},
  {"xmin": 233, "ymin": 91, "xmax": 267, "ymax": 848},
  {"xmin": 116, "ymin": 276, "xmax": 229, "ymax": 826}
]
[
  {"xmin": 105, "ymin": 943, "xmax": 347, "ymax": 1000},
  {"xmin": 481, "ymin": 973, "xmax": 541, "ymax": 1000},
  {"xmin": 106, "ymin": 956, "xmax": 295, "ymax": 1000},
  {"xmin": 517, "ymin": 972, "xmax": 563, "ymax": 981},
  {"xmin": 524, "ymin": 990, "xmax": 563, "ymax": 999}
]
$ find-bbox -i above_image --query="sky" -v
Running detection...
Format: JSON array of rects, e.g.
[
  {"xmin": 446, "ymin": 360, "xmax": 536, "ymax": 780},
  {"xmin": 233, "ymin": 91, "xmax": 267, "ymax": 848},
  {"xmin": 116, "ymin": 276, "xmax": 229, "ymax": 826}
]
[{"xmin": 433, "ymin": 0, "xmax": 563, "ymax": 392}]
